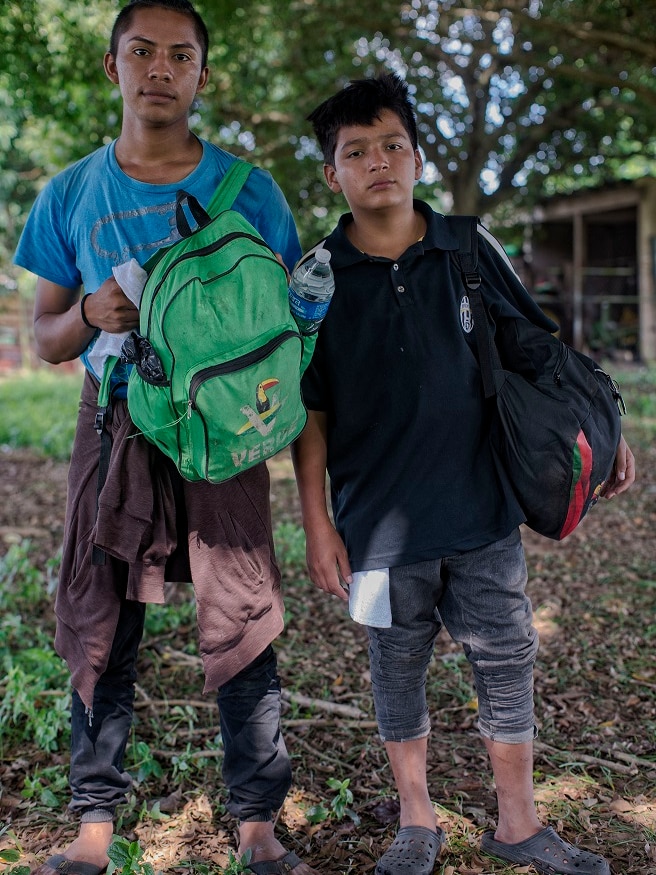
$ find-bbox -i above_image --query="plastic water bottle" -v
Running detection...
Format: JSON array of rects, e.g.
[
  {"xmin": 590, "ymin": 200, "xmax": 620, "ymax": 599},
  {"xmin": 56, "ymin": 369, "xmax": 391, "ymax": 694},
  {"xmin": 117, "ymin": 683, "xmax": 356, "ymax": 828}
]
[{"xmin": 288, "ymin": 248, "xmax": 335, "ymax": 336}]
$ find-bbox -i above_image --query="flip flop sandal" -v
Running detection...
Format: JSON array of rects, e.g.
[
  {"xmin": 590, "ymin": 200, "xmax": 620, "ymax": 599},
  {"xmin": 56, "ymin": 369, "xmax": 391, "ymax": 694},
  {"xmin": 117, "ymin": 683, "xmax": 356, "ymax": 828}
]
[
  {"xmin": 247, "ymin": 850, "xmax": 302, "ymax": 874},
  {"xmin": 33, "ymin": 856, "xmax": 107, "ymax": 875},
  {"xmin": 375, "ymin": 825, "xmax": 446, "ymax": 875},
  {"xmin": 481, "ymin": 825, "xmax": 611, "ymax": 875}
]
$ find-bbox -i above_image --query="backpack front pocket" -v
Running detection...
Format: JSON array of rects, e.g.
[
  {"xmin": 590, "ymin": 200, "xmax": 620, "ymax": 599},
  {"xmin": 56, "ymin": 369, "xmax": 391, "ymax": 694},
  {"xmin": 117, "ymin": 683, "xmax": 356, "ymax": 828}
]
[{"xmin": 179, "ymin": 330, "xmax": 306, "ymax": 482}]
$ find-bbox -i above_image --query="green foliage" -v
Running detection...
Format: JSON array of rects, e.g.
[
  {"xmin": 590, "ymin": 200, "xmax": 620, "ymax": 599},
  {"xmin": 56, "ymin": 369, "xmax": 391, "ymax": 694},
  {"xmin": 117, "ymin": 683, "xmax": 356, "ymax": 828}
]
[
  {"xmin": 0, "ymin": 825, "xmax": 30, "ymax": 875},
  {"xmin": 143, "ymin": 598, "xmax": 198, "ymax": 637},
  {"xmin": 0, "ymin": 538, "xmax": 54, "ymax": 608},
  {"xmin": 306, "ymin": 777, "xmax": 360, "ymax": 825},
  {"xmin": 0, "ymin": 541, "xmax": 70, "ymax": 756},
  {"xmin": 0, "ymin": 0, "xmax": 119, "ymax": 266},
  {"xmin": 171, "ymin": 743, "xmax": 197, "ymax": 785},
  {"xmin": 3, "ymin": 0, "xmax": 656, "ymax": 264},
  {"xmin": 273, "ymin": 521, "xmax": 308, "ymax": 579},
  {"xmin": 190, "ymin": 0, "xmax": 656, "ymax": 225},
  {"xmin": 220, "ymin": 849, "xmax": 252, "ymax": 875},
  {"xmin": 0, "ymin": 371, "xmax": 82, "ymax": 459},
  {"xmin": 1, "ymin": 663, "xmax": 70, "ymax": 752},
  {"xmin": 0, "ymin": 541, "xmax": 70, "ymax": 808},
  {"xmin": 21, "ymin": 766, "xmax": 69, "ymax": 809},
  {"xmin": 429, "ymin": 651, "xmax": 478, "ymax": 707},
  {"xmin": 107, "ymin": 837, "xmax": 155, "ymax": 875},
  {"xmin": 125, "ymin": 740, "xmax": 164, "ymax": 785},
  {"xmin": 0, "ymin": 857, "xmax": 30, "ymax": 875}
]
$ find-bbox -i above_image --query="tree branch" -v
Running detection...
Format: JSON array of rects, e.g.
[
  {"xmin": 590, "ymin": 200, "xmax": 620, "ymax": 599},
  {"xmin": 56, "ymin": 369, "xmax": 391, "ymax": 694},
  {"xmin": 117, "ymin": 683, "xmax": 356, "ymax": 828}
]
[{"xmin": 534, "ymin": 741, "xmax": 656, "ymax": 777}]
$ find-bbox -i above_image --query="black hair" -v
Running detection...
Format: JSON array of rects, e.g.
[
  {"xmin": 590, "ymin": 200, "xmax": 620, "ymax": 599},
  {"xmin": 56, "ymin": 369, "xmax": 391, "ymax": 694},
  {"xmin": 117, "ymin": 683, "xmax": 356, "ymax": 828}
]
[
  {"xmin": 109, "ymin": 0, "xmax": 210, "ymax": 68},
  {"xmin": 307, "ymin": 73, "xmax": 419, "ymax": 166}
]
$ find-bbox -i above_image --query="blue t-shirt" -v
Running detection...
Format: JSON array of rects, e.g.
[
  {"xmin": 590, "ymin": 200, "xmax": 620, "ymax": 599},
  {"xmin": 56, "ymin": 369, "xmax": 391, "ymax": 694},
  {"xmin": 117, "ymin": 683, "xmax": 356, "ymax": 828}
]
[{"xmin": 14, "ymin": 139, "xmax": 301, "ymax": 387}]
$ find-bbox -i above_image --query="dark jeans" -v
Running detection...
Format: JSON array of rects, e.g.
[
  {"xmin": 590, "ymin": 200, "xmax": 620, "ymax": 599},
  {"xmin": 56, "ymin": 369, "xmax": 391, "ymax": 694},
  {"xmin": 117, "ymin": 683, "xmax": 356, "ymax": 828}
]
[
  {"xmin": 69, "ymin": 597, "xmax": 291, "ymax": 822},
  {"xmin": 368, "ymin": 529, "xmax": 537, "ymax": 744}
]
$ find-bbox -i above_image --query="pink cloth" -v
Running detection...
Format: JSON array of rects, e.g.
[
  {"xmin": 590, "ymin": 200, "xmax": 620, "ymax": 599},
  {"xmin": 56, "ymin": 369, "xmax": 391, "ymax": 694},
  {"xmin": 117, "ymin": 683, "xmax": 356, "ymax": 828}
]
[{"xmin": 55, "ymin": 371, "xmax": 284, "ymax": 709}]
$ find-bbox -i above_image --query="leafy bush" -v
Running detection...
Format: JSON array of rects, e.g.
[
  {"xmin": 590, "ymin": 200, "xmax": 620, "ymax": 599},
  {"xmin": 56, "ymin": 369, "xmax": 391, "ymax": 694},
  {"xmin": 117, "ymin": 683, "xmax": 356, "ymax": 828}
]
[
  {"xmin": 107, "ymin": 837, "xmax": 155, "ymax": 875},
  {"xmin": 0, "ymin": 541, "xmax": 70, "ymax": 755},
  {"xmin": 306, "ymin": 777, "xmax": 359, "ymax": 825},
  {"xmin": 0, "ymin": 825, "xmax": 30, "ymax": 875}
]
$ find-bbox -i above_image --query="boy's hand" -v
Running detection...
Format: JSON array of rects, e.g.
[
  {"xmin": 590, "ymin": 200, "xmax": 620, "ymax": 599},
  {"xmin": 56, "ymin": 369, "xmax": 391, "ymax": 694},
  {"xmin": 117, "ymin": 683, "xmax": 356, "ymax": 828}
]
[
  {"xmin": 305, "ymin": 520, "xmax": 352, "ymax": 601},
  {"xmin": 602, "ymin": 435, "xmax": 636, "ymax": 499},
  {"xmin": 84, "ymin": 276, "xmax": 140, "ymax": 334},
  {"xmin": 274, "ymin": 252, "xmax": 291, "ymax": 282}
]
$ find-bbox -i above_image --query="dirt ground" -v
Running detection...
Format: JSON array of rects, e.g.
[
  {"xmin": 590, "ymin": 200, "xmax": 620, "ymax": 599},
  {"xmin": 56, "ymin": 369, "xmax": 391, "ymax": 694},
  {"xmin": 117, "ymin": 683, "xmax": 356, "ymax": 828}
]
[{"xmin": 1, "ymin": 434, "xmax": 655, "ymax": 874}]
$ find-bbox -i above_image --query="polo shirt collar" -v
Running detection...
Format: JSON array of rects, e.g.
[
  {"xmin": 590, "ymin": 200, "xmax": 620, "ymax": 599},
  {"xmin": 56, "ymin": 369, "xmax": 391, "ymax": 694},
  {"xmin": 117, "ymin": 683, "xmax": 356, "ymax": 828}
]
[
  {"xmin": 415, "ymin": 199, "xmax": 462, "ymax": 252},
  {"xmin": 326, "ymin": 199, "xmax": 462, "ymax": 268}
]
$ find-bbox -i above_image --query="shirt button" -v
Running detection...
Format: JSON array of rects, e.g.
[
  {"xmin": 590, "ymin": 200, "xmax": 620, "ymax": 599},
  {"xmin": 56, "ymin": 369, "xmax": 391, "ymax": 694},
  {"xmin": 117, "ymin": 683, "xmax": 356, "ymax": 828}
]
[
  {"xmin": 397, "ymin": 285, "xmax": 405, "ymax": 293},
  {"xmin": 393, "ymin": 263, "xmax": 399, "ymax": 270}
]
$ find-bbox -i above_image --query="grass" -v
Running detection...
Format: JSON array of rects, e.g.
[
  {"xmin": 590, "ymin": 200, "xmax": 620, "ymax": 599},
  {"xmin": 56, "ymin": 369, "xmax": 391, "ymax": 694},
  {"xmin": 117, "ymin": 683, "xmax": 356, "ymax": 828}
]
[{"xmin": 0, "ymin": 369, "xmax": 82, "ymax": 459}]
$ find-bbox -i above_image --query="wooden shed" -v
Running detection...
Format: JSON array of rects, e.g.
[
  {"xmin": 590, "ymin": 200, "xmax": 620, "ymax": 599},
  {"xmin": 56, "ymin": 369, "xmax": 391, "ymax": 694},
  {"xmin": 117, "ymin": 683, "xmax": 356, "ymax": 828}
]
[{"xmin": 520, "ymin": 179, "xmax": 656, "ymax": 363}]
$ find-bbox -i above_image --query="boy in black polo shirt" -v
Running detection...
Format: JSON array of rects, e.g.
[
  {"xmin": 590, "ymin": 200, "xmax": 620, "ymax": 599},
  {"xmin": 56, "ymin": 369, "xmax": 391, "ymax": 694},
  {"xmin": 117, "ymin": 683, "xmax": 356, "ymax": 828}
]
[{"xmin": 292, "ymin": 74, "xmax": 634, "ymax": 875}]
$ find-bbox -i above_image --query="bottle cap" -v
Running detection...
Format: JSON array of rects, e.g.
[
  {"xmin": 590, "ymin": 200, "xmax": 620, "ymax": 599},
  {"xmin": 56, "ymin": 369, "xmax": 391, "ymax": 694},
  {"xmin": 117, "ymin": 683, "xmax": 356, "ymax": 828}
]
[{"xmin": 315, "ymin": 248, "xmax": 332, "ymax": 263}]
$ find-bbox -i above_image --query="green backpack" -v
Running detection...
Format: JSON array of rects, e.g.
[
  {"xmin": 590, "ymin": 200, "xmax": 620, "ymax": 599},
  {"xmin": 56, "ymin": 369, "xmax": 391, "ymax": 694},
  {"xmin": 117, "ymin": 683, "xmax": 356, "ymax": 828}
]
[{"xmin": 99, "ymin": 159, "xmax": 313, "ymax": 483}]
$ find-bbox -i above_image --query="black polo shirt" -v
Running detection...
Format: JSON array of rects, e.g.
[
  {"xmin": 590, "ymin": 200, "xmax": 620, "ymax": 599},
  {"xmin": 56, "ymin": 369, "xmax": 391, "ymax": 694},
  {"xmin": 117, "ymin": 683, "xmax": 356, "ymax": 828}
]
[{"xmin": 301, "ymin": 200, "xmax": 556, "ymax": 571}]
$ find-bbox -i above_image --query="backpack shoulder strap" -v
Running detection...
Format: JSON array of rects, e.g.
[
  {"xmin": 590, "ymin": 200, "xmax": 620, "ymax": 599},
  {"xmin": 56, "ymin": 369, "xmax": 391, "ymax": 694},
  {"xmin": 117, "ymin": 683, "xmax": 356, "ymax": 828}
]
[
  {"xmin": 446, "ymin": 215, "xmax": 481, "ymax": 291},
  {"xmin": 206, "ymin": 159, "xmax": 254, "ymax": 216},
  {"xmin": 92, "ymin": 353, "xmax": 121, "ymax": 566},
  {"xmin": 158, "ymin": 160, "xmax": 255, "ymax": 256},
  {"xmin": 97, "ymin": 354, "xmax": 120, "ymax": 414},
  {"xmin": 445, "ymin": 215, "xmax": 496, "ymax": 399}
]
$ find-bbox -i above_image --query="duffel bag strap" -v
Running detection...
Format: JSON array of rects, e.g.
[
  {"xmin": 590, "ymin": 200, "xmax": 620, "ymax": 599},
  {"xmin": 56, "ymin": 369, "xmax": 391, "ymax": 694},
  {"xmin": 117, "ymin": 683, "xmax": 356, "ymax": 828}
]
[{"xmin": 447, "ymin": 215, "xmax": 498, "ymax": 400}]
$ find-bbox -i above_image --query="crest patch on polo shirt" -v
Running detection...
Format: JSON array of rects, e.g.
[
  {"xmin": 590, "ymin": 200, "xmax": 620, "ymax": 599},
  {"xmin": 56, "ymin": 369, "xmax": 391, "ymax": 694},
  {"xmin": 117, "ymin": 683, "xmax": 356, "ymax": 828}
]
[{"xmin": 460, "ymin": 295, "xmax": 473, "ymax": 334}]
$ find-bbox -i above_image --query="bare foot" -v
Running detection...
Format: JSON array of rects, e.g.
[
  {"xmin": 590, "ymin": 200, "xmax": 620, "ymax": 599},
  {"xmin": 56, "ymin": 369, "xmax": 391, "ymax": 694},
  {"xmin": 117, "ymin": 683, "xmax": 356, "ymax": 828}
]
[
  {"xmin": 31, "ymin": 822, "xmax": 113, "ymax": 875},
  {"xmin": 238, "ymin": 821, "xmax": 317, "ymax": 874}
]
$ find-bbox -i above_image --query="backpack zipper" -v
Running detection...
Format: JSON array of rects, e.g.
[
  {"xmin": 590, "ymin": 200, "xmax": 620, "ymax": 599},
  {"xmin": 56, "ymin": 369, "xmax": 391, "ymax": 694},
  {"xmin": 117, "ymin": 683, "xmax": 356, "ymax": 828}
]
[{"xmin": 187, "ymin": 329, "xmax": 302, "ymax": 411}]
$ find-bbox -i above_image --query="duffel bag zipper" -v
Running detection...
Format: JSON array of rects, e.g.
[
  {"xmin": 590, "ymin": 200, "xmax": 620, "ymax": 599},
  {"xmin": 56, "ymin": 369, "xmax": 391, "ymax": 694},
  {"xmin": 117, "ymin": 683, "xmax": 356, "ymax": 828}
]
[
  {"xmin": 595, "ymin": 368, "xmax": 627, "ymax": 415},
  {"xmin": 553, "ymin": 342, "xmax": 569, "ymax": 386}
]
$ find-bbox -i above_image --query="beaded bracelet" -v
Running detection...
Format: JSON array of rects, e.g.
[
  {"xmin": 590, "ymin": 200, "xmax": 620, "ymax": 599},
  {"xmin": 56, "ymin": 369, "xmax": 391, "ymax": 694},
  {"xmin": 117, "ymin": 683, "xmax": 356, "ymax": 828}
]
[{"xmin": 80, "ymin": 293, "xmax": 95, "ymax": 329}]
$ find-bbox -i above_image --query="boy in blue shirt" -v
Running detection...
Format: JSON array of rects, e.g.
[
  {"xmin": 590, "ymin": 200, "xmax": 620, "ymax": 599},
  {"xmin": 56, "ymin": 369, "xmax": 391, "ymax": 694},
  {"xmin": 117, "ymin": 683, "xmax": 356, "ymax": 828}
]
[
  {"xmin": 15, "ymin": 3, "xmax": 315, "ymax": 874},
  {"xmin": 292, "ymin": 73, "xmax": 634, "ymax": 875}
]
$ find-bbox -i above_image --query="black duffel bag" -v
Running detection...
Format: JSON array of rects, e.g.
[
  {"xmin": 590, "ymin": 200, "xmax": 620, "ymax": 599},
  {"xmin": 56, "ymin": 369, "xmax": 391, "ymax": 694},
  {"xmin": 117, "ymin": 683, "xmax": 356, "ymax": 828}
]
[{"xmin": 448, "ymin": 216, "xmax": 626, "ymax": 541}]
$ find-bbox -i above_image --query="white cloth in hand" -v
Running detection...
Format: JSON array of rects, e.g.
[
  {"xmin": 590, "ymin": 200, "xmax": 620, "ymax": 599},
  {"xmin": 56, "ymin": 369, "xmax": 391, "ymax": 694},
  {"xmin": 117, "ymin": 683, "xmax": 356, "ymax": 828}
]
[{"xmin": 88, "ymin": 259, "xmax": 147, "ymax": 377}]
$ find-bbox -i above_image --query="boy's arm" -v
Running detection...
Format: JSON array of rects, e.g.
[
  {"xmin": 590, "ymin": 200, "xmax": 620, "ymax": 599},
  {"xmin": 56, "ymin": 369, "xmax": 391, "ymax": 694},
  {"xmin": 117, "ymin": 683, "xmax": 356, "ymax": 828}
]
[
  {"xmin": 34, "ymin": 276, "xmax": 139, "ymax": 364},
  {"xmin": 291, "ymin": 410, "xmax": 352, "ymax": 601}
]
